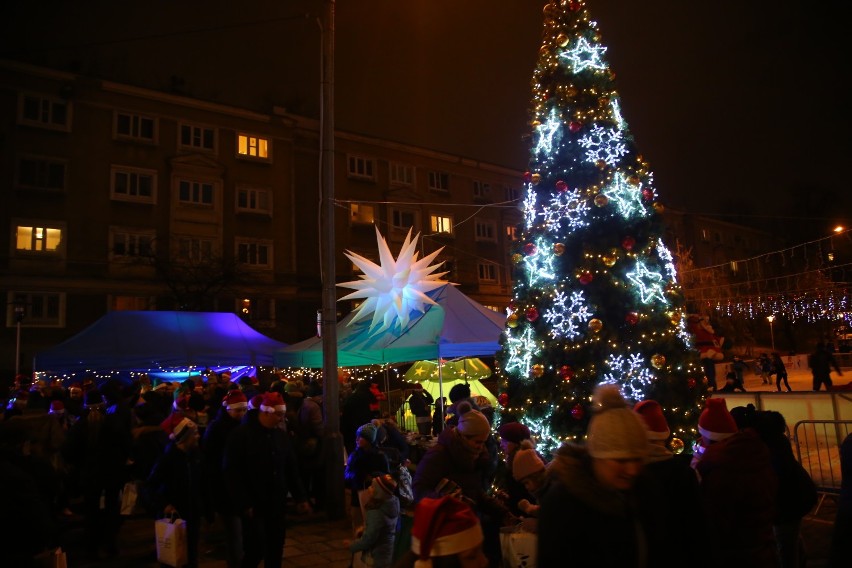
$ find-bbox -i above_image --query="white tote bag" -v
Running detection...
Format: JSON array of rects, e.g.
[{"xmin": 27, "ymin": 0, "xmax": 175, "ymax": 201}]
[{"xmin": 155, "ymin": 516, "xmax": 188, "ymax": 567}]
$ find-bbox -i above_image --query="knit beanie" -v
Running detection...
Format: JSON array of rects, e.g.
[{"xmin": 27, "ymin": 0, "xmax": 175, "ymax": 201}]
[
  {"xmin": 456, "ymin": 402, "xmax": 490, "ymax": 437},
  {"xmin": 411, "ymin": 496, "xmax": 483, "ymax": 567},
  {"xmin": 698, "ymin": 398, "xmax": 738, "ymax": 441},
  {"xmin": 498, "ymin": 421, "xmax": 531, "ymax": 444},
  {"xmin": 585, "ymin": 385, "xmax": 648, "ymax": 460},
  {"xmin": 633, "ymin": 399, "xmax": 670, "ymax": 440},
  {"xmin": 512, "ymin": 440, "xmax": 545, "ymax": 481},
  {"xmin": 371, "ymin": 473, "xmax": 398, "ymax": 499},
  {"xmin": 356, "ymin": 422, "xmax": 377, "ymax": 445}
]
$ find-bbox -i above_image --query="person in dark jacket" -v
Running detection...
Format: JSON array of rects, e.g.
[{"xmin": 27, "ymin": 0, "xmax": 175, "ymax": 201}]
[
  {"xmin": 147, "ymin": 417, "xmax": 207, "ymax": 568},
  {"xmin": 201, "ymin": 390, "xmax": 247, "ymax": 568},
  {"xmin": 406, "ymin": 384, "xmax": 433, "ymax": 435},
  {"xmin": 341, "ymin": 383, "xmax": 376, "ymax": 454},
  {"xmin": 809, "ymin": 340, "xmax": 843, "ymax": 391},
  {"xmin": 344, "ymin": 422, "xmax": 390, "ymax": 533},
  {"xmin": 223, "ymin": 392, "xmax": 311, "ymax": 568}
]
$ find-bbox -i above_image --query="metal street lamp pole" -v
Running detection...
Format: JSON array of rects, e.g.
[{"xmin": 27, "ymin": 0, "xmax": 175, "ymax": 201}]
[
  {"xmin": 13, "ymin": 300, "xmax": 25, "ymax": 377},
  {"xmin": 767, "ymin": 314, "xmax": 775, "ymax": 352}
]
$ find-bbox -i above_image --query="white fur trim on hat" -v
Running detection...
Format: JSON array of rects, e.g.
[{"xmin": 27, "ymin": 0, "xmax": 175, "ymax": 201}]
[{"xmin": 411, "ymin": 523, "xmax": 483, "ymax": 561}]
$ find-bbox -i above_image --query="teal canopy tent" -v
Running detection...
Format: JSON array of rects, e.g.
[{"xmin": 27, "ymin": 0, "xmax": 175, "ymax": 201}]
[{"xmin": 274, "ymin": 285, "xmax": 506, "ymax": 368}]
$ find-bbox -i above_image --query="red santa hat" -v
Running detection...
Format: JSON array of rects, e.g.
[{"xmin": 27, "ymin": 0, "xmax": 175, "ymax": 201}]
[
  {"xmin": 169, "ymin": 417, "xmax": 198, "ymax": 443},
  {"xmin": 411, "ymin": 496, "xmax": 483, "ymax": 567},
  {"xmin": 222, "ymin": 390, "xmax": 248, "ymax": 411},
  {"xmin": 633, "ymin": 399, "xmax": 670, "ymax": 440},
  {"xmin": 68, "ymin": 383, "xmax": 83, "ymax": 394},
  {"xmin": 172, "ymin": 393, "xmax": 190, "ymax": 411},
  {"xmin": 49, "ymin": 400, "xmax": 65, "ymax": 415},
  {"xmin": 248, "ymin": 394, "xmax": 263, "ymax": 411},
  {"xmin": 698, "ymin": 398, "xmax": 738, "ymax": 441},
  {"xmin": 259, "ymin": 392, "xmax": 286, "ymax": 413}
]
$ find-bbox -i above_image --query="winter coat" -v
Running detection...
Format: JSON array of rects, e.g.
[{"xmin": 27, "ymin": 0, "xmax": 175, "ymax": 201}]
[
  {"xmin": 223, "ymin": 416, "xmax": 306, "ymax": 515},
  {"xmin": 538, "ymin": 443, "xmax": 648, "ymax": 568},
  {"xmin": 411, "ymin": 427, "xmax": 492, "ymax": 503},
  {"xmin": 349, "ymin": 494, "xmax": 400, "ymax": 568},
  {"xmin": 147, "ymin": 443, "xmax": 208, "ymax": 521},
  {"xmin": 201, "ymin": 411, "xmax": 241, "ymax": 514},
  {"xmin": 696, "ymin": 429, "xmax": 779, "ymax": 567},
  {"xmin": 344, "ymin": 445, "xmax": 389, "ymax": 506}
]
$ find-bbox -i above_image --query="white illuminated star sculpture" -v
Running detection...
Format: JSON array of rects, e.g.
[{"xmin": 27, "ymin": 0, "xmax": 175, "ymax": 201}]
[
  {"xmin": 626, "ymin": 260, "xmax": 669, "ymax": 305},
  {"xmin": 533, "ymin": 108, "xmax": 563, "ymax": 162},
  {"xmin": 603, "ymin": 172, "xmax": 646, "ymax": 219},
  {"xmin": 523, "ymin": 237, "xmax": 557, "ymax": 287},
  {"xmin": 559, "ymin": 36, "xmax": 608, "ymax": 73},
  {"xmin": 503, "ymin": 325, "xmax": 538, "ymax": 380},
  {"xmin": 339, "ymin": 227, "xmax": 450, "ymax": 334}
]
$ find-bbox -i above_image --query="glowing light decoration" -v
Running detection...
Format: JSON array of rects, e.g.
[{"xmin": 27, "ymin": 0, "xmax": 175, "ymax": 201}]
[
  {"xmin": 543, "ymin": 290, "xmax": 593, "ymax": 339},
  {"xmin": 541, "ymin": 188, "xmax": 591, "ymax": 234},
  {"xmin": 656, "ymin": 238, "xmax": 678, "ymax": 284},
  {"xmin": 559, "ymin": 36, "xmax": 608, "ymax": 73},
  {"xmin": 338, "ymin": 227, "xmax": 449, "ymax": 334},
  {"xmin": 578, "ymin": 125, "xmax": 628, "ymax": 166},
  {"xmin": 610, "ymin": 98, "xmax": 627, "ymax": 131},
  {"xmin": 626, "ymin": 260, "xmax": 669, "ymax": 305},
  {"xmin": 522, "ymin": 414, "xmax": 559, "ymax": 454},
  {"xmin": 533, "ymin": 108, "xmax": 563, "ymax": 161},
  {"xmin": 523, "ymin": 237, "xmax": 557, "ymax": 287},
  {"xmin": 523, "ymin": 185, "xmax": 537, "ymax": 230},
  {"xmin": 503, "ymin": 325, "xmax": 538, "ymax": 379},
  {"xmin": 603, "ymin": 172, "xmax": 646, "ymax": 219},
  {"xmin": 600, "ymin": 353, "xmax": 656, "ymax": 401}
]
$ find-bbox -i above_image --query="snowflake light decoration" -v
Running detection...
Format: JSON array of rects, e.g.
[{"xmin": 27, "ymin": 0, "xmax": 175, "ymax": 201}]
[
  {"xmin": 626, "ymin": 260, "xmax": 669, "ymax": 305},
  {"xmin": 559, "ymin": 36, "xmax": 608, "ymax": 73},
  {"xmin": 338, "ymin": 227, "xmax": 449, "ymax": 333},
  {"xmin": 523, "ymin": 186, "xmax": 537, "ymax": 230},
  {"xmin": 503, "ymin": 325, "xmax": 538, "ymax": 380},
  {"xmin": 543, "ymin": 290, "xmax": 592, "ymax": 339},
  {"xmin": 578, "ymin": 125, "xmax": 628, "ymax": 166},
  {"xmin": 656, "ymin": 238, "xmax": 678, "ymax": 284},
  {"xmin": 523, "ymin": 237, "xmax": 557, "ymax": 287},
  {"xmin": 603, "ymin": 172, "xmax": 646, "ymax": 219},
  {"xmin": 541, "ymin": 188, "xmax": 590, "ymax": 234},
  {"xmin": 599, "ymin": 353, "xmax": 656, "ymax": 401},
  {"xmin": 533, "ymin": 108, "xmax": 563, "ymax": 162}
]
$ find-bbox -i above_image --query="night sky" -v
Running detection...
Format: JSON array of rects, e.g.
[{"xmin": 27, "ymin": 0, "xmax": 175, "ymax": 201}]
[{"xmin": 3, "ymin": 1, "xmax": 849, "ymax": 237}]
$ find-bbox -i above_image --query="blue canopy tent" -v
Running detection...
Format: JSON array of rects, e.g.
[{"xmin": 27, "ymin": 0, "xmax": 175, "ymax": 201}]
[
  {"xmin": 274, "ymin": 284, "xmax": 506, "ymax": 368},
  {"xmin": 34, "ymin": 311, "xmax": 286, "ymax": 377}
]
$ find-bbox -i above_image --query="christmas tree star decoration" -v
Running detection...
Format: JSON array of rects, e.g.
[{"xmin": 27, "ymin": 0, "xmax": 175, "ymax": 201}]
[
  {"xmin": 338, "ymin": 227, "xmax": 449, "ymax": 334},
  {"xmin": 523, "ymin": 237, "xmax": 557, "ymax": 287},
  {"xmin": 603, "ymin": 172, "xmax": 647, "ymax": 219},
  {"xmin": 541, "ymin": 188, "xmax": 591, "ymax": 234},
  {"xmin": 560, "ymin": 36, "xmax": 609, "ymax": 73},
  {"xmin": 626, "ymin": 260, "xmax": 669, "ymax": 305},
  {"xmin": 600, "ymin": 353, "xmax": 656, "ymax": 401},
  {"xmin": 533, "ymin": 108, "xmax": 564, "ymax": 161},
  {"xmin": 503, "ymin": 325, "xmax": 538, "ymax": 380},
  {"xmin": 578, "ymin": 125, "xmax": 628, "ymax": 166},
  {"xmin": 543, "ymin": 290, "xmax": 593, "ymax": 339}
]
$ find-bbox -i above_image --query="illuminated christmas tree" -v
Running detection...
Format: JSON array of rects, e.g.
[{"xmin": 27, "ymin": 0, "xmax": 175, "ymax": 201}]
[{"xmin": 495, "ymin": 0, "xmax": 706, "ymax": 455}]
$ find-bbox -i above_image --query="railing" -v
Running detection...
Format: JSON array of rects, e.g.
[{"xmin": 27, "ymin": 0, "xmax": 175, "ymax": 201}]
[{"xmin": 792, "ymin": 420, "xmax": 852, "ymax": 494}]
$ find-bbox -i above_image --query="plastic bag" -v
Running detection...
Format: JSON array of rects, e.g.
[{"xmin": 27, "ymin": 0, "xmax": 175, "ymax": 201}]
[{"xmin": 155, "ymin": 515, "xmax": 188, "ymax": 567}]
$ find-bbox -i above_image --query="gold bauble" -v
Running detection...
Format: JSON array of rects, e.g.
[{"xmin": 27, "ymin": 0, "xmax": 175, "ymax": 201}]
[
  {"xmin": 507, "ymin": 313, "xmax": 519, "ymax": 328},
  {"xmin": 588, "ymin": 318, "xmax": 603, "ymax": 332},
  {"xmin": 668, "ymin": 437, "xmax": 685, "ymax": 455},
  {"xmin": 628, "ymin": 175, "xmax": 641, "ymax": 186},
  {"xmin": 556, "ymin": 33, "xmax": 569, "ymax": 47},
  {"xmin": 532, "ymin": 364, "xmax": 545, "ymax": 378},
  {"xmin": 595, "ymin": 159, "xmax": 607, "ymax": 170},
  {"xmin": 602, "ymin": 252, "xmax": 617, "ymax": 267},
  {"xmin": 653, "ymin": 202, "xmax": 665, "ymax": 213},
  {"xmin": 553, "ymin": 243, "xmax": 565, "ymax": 256},
  {"xmin": 531, "ymin": 120, "xmax": 541, "ymax": 128},
  {"xmin": 594, "ymin": 194, "xmax": 609, "ymax": 207},
  {"xmin": 598, "ymin": 96, "xmax": 610, "ymax": 107},
  {"xmin": 539, "ymin": 45, "xmax": 549, "ymax": 57},
  {"xmin": 669, "ymin": 311, "xmax": 682, "ymax": 325},
  {"xmin": 651, "ymin": 354, "xmax": 667, "ymax": 369},
  {"xmin": 512, "ymin": 253, "xmax": 523, "ymax": 264},
  {"xmin": 531, "ymin": 173, "xmax": 542, "ymax": 185}
]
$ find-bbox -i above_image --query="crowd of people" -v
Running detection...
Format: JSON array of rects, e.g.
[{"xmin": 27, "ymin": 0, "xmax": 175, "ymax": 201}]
[{"xmin": 1, "ymin": 370, "xmax": 850, "ymax": 568}]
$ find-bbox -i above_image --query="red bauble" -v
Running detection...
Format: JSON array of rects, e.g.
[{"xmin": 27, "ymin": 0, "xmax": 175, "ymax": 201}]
[
  {"xmin": 523, "ymin": 242, "xmax": 538, "ymax": 256},
  {"xmin": 625, "ymin": 312, "xmax": 639, "ymax": 325},
  {"xmin": 571, "ymin": 404, "xmax": 584, "ymax": 420},
  {"xmin": 559, "ymin": 365, "xmax": 574, "ymax": 380},
  {"xmin": 687, "ymin": 378, "xmax": 697, "ymax": 389},
  {"xmin": 525, "ymin": 306, "xmax": 539, "ymax": 322},
  {"xmin": 621, "ymin": 236, "xmax": 636, "ymax": 251},
  {"xmin": 568, "ymin": 121, "xmax": 582, "ymax": 133},
  {"xmin": 642, "ymin": 188, "xmax": 654, "ymax": 202},
  {"xmin": 498, "ymin": 393, "xmax": 509, "ymax": 407},
  {"xmin": 523, "ymin": 171, "xmax": 532, "ymax": 183},
  {"xmin": 555, "ymin": 180, "xmax": 568, "ymax": 193},
  {"xmin": 578, "ymin": 271, "xmax": 594, "ymax": 285},
  {"xmin": 568, "ymin": 1, "xmax": 582, "ymax": 12}
]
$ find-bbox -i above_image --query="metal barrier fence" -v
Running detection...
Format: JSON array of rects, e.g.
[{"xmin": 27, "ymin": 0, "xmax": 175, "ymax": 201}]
[{"xmin": 792, "ymin": 419, "xmax": 852, "ymax": 494}]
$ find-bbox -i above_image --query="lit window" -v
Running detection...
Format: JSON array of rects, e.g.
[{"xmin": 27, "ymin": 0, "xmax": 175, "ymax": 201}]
[
  {"xmin": 236, "ymin": 186, "xmax": 272, "ymax": 214},
  {"xmin": 237, "ymin": 133, "xmax": 270, "ymax": 159},
  {"xmin": 350, "ymin": 203, "xmax": 375, "ymax": 224},
  {"xmin": 430, "ymin": 214, "xmax": 453, "ymax": 235},
  {"xmin": 474, "ymin": 219, "xmax": 496, "ymax": 242},
  {"xmin": 390, "ymin": 163, "xmax": 414, "ymax": 186},
  {"xmin": 477, "ymin": 263, "xmax": 498, "ymax": 282},
  {"xmin": 15, "ymin": 225, "xmax": 63, "ymax": 253},
  {"xmin": 18, "ymin": 94, "xmax": 70, "ymax": 130},
  {"xmin": 16, "ymin": 156, "xmax": 66, "ymax": 190},
  {"xmin": 112, "ymin": 166, "xmax": 157, "ymax": 203},
  {"xmin": 180, "ymin": 124, "xmax": 216, "ymax": 151},
  {"xmin": 115, "ymin": 112, "xmax": 156, "ymax": 142},
  {"xmin": 505, "ymin": 224, "xmax": 519, "ymax": 241},
  {"xmin": 178, "ymin": 179, "xmax": 214, "ymax": 205},
  {"xmin": 347, "ymin": 155, "xmax": 376, "ymax": 180},
  {"xmin": 428, "ymin": 171, "xmax": 450, "ymax": 192},
  {"xmin": 238, "ymin": 297, "xmax": 275, "ymax": 323},
  {"xmin": 237, "ymin": 240, "xmax": 272, "ymax": 268}
]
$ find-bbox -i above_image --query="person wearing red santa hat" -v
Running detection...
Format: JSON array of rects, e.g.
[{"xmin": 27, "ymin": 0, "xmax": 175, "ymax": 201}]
[
  {"xmin": 201, "ymin": 389, "xmax": 249, "ymax": 567},
  {"xmin": 693, "ymin": 397, "xmax": 778, "ymax": 566},
  {"xmin": 392, "ymin": 495, "xmax": 487, "ymax": 568},
  {"xmin": 223, "ymin": 392, "xmax": 311, "ymax": 568}
]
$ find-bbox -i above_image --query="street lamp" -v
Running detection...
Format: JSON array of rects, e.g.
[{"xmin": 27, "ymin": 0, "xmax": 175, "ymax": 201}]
[
  {"xmin": 767, "ymin": 314, "xmax": 775, "ymax": 352},
  {"xmin": 12, "ymin": 299, "xmax": 26, "ymax": 377}
]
